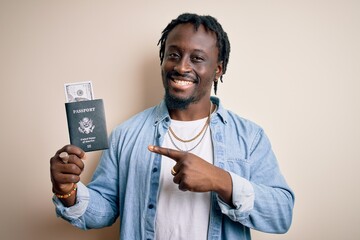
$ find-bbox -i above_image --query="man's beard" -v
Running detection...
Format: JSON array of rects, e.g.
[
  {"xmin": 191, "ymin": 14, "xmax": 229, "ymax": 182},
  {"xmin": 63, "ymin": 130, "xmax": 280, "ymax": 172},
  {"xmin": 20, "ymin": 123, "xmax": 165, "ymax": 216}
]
[
  {"xmin": 164, "ymin": 90, "xmax": 196, "ymax": 110},
  {"xmin": 162, "ymin": 71, "xmax": 201, "ymax": 110}
]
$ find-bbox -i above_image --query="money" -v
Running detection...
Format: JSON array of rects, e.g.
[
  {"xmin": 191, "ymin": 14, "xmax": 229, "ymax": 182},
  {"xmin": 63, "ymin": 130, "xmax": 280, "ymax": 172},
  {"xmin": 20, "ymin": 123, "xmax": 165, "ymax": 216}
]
[{"xmin": 64, "ymin": 81, "xmax": 94, "ymax": 103}]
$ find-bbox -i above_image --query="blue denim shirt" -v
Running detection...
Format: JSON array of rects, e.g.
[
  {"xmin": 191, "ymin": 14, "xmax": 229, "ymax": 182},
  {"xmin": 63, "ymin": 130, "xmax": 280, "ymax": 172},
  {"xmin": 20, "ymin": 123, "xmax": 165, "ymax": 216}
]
[{"xmin": 54, "ymin": 97, "xmax": 294, "ymax": 240}]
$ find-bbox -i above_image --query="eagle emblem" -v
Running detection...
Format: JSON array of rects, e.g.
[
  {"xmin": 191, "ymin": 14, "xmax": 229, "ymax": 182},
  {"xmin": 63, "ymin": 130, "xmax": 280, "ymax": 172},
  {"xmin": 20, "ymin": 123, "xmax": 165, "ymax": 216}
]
[{"xmin": 78, "ymin": 117, "xmax": 95, "ymax": 134}]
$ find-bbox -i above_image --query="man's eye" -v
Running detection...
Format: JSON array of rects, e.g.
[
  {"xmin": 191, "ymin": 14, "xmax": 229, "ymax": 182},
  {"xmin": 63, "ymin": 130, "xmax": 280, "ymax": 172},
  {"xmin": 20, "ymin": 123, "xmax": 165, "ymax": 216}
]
[
  {"xmin": 168, "ymin": 53, "xmax": 179, "ymax": 58},
  {"xmin": 192, "ymin": 56, "xmax": 204, "ymax": 62}
]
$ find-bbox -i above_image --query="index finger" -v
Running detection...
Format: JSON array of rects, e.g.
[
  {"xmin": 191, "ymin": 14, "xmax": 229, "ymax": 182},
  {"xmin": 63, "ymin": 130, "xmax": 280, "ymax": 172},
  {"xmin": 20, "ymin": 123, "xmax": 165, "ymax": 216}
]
[{"xmin": 148, "ymin": 145, "xmax": 183, "ymax": 162}]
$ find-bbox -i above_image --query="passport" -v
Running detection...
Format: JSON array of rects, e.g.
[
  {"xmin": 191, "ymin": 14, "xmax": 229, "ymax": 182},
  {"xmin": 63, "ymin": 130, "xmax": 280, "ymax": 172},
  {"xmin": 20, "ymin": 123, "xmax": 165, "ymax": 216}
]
[{"xmin": 65, "ymin": 99, "xmax": 108, "ymax": 152}]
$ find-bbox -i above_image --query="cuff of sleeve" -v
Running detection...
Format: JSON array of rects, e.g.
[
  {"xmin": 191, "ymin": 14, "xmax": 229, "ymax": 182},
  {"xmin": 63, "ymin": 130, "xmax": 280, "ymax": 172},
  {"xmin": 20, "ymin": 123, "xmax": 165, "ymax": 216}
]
[
  {"xmin": 53, "ymin": 182, "xmax": 90, "ymax": 221},
  {"xmin": 217, "ymin": 171, "xmax": 255, "ymax": 221}
]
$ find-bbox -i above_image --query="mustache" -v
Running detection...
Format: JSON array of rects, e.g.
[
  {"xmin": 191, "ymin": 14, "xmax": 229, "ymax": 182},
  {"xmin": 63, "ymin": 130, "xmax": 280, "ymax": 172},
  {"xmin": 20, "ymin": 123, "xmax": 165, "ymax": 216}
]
[{"xmin": 166, "ymin": 71, "xmax": 199, "ymax": 83}]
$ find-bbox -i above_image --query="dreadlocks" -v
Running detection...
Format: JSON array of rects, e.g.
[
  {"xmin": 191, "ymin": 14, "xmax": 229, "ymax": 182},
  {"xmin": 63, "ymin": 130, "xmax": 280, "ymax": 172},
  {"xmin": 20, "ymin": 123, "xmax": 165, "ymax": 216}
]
[{"xmin": 158, "ymin": 13, "xmax": 231, "ymax": 95}]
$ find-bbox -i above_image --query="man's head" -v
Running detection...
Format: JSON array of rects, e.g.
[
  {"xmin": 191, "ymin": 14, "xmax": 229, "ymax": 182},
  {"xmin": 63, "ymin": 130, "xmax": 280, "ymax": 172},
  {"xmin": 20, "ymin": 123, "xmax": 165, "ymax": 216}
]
[{"xmin": 158, "ymin": 13, "xmax": 231, "ymax": 109}]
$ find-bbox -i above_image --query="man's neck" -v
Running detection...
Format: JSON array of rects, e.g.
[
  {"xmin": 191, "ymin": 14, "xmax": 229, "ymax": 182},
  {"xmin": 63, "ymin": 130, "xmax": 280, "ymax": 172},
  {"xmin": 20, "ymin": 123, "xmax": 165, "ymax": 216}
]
[{"xmin": 169, "ymin": 100, "xmax": 212, "ymax": 121}]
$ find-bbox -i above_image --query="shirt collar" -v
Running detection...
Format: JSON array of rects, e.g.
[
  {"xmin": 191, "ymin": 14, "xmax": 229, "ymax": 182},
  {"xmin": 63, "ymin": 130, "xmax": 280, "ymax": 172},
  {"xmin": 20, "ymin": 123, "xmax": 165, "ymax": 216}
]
[{"xmin": 210, "ymin": 96, "xmax": 228, "ymax": 125}]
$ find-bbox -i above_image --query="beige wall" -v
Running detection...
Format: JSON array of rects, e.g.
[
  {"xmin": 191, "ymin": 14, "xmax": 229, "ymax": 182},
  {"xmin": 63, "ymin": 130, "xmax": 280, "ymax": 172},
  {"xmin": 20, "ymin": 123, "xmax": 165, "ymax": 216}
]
[{"xmin": 1, "ymin": 0, "xmax": 359, "ymax": 239}]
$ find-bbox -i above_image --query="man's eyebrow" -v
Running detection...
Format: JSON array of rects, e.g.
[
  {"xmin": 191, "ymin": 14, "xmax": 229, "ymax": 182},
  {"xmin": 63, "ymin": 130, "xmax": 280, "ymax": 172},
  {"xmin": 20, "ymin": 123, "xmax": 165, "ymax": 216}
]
[
  {"xmin": 192, "ymin": 49, "xmax": 207, "ymax": 54},
  {"xmin": 166, "ymin": 45, "xmax": 207, "ymax": 54}
]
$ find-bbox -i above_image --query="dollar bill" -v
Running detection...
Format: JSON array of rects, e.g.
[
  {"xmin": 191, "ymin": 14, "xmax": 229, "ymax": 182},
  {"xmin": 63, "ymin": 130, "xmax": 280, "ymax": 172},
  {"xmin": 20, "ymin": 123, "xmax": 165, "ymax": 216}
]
[{"xmin": 64, "ymin": 81, "xmax": 94, "ymax": 103}]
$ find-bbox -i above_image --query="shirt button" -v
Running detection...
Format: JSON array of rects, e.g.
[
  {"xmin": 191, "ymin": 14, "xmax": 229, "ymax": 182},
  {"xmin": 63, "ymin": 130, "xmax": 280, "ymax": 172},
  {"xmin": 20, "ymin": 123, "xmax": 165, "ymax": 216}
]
[
  {"xmin": 148, "ymin": 204, "xmax": 154, "ymax": 209},
  {"xmin": 152, "ymin": 168, "xmax": 158, "ymax": 173},
  {"xmin": 157, "ymin": 134, "xmax": 161, "ymax": 138}
]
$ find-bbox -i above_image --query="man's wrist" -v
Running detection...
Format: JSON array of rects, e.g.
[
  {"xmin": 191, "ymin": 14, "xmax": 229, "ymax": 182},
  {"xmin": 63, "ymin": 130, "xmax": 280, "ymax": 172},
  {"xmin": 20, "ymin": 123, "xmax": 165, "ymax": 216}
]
[
  {"xmin": 213, "ymin": 168, "xmax": 233, "ymax": 205},
  {"xmin": 54, "ymin": 184, "xmax": 77, "ymax": 199}
]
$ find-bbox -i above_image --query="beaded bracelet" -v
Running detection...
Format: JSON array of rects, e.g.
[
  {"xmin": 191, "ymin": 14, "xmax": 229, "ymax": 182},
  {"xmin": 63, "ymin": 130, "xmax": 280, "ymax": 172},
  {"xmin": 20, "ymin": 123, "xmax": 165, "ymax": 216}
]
[{"xmin": 54, "ymin": 184, "xmax": 77, "ymax": 199}]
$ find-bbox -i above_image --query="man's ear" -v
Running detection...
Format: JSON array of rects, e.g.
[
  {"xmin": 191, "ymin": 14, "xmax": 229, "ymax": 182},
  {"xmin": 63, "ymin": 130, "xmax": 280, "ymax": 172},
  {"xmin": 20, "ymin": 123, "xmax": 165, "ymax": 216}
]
[{"xmin": 215, "ymin": 61, "xmax": 223, "ymax": 81}]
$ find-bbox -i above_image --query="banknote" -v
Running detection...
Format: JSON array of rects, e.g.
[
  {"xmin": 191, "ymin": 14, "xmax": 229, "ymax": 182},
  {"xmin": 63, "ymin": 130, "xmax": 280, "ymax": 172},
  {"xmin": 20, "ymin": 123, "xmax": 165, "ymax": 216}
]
[{"xmin": 64, "ymin": 81, "xmax": 94, "ymax": 103}]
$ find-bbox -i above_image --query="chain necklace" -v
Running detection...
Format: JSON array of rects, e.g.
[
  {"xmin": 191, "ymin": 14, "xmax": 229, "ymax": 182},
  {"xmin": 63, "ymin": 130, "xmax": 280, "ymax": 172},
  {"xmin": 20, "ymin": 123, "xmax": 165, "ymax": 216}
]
[
  {"xmin": 168, "ymin": 123, "xmax": 209, "ymax": 152},
  {"xmin": 169, "ymin": 102, "xmax": 212, "ymax": 143},
  {"xmin": 168, "ymin": 102, "xmax": 216, "ymax": 152}
]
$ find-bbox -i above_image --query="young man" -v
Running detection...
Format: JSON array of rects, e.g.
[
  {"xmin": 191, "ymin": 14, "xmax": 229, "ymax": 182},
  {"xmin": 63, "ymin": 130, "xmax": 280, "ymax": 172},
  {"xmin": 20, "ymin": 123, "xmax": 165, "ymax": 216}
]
[{"xmin": 50, "ymin": 13, "xmax": 294, "ymax": 239}]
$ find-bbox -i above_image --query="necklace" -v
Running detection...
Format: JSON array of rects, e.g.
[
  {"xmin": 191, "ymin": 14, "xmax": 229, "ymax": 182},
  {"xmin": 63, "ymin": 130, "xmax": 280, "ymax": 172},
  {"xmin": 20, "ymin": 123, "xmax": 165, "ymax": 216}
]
[
  {"xmin": 169, "ymin": 102, "xmax": 213, "ymax": 143},
  {"xmin": 168, "ymin": 123, "xmax": 209, "ymax": 152},
  {"xmin": 168, "ymin": 102, "xmax": 216, "ymax": 152}
]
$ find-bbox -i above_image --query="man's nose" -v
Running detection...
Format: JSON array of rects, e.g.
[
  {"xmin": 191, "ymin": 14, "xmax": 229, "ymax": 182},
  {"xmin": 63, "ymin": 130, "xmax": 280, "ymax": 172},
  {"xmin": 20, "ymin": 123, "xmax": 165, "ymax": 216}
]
[{"xmin": 174, "ymin": 58, "xmax": 191, "ymax": 74}]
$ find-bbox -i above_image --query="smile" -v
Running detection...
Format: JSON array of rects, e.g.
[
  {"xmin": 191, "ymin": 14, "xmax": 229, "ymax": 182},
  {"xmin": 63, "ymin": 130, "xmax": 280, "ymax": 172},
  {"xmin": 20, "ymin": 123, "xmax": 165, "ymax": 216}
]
[{"xmin": 172, "ymin": 79, "xmax": 194, "ymax": 86}]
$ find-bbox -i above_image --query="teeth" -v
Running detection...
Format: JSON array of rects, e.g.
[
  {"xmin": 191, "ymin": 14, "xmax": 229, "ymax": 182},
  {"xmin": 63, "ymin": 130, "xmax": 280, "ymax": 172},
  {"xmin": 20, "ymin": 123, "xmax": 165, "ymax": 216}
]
[{"xmin": 173, "ymin": 79, "xmax": 193, "ymax": 86}]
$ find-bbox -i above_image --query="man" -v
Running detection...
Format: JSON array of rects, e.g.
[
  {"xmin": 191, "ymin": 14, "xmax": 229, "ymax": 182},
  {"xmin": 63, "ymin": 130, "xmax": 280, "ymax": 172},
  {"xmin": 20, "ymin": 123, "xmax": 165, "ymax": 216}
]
[{"xmin": 50, "ymin": 13, "xmax": 294, "ymax": 239}]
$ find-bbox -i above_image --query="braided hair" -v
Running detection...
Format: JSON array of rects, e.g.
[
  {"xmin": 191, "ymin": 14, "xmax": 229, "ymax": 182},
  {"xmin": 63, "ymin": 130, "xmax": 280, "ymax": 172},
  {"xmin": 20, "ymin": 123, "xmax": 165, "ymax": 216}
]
[{"xmin": 158, "ymin": 13, "xmax": 231, "ymax": 95}]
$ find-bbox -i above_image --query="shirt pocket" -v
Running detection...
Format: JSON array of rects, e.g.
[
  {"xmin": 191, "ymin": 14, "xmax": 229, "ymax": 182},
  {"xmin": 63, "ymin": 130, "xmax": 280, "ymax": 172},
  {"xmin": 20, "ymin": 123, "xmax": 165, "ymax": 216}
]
[{"xmin": 218, "ymin": 158, "xmax": 251, "ymax": 180}]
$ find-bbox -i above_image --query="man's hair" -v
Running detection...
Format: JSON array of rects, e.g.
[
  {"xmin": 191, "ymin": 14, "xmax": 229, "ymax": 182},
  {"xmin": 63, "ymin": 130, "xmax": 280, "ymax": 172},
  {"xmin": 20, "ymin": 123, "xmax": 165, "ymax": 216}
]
[{"xmin": 158, "ymin": 13, "xmax": 231, "ymax": 95}]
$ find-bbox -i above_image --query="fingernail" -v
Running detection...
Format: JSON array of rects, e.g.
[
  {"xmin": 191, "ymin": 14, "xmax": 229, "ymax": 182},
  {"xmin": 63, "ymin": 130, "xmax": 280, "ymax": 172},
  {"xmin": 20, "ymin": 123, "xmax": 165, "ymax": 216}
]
[
  {"xmin": 148, "ymin": 145, "xmax": 154, "ymax": 151},
  {"xmin": 59, "ymin": 152, "xmax": 69, "ymax": 164}
]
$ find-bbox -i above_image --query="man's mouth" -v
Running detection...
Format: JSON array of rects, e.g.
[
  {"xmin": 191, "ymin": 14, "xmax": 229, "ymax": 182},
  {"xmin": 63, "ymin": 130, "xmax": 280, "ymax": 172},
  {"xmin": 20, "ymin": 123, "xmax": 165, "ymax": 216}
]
[{"xmin": 172, "ymin": 79, "xmax": 194, "ymax": 86}]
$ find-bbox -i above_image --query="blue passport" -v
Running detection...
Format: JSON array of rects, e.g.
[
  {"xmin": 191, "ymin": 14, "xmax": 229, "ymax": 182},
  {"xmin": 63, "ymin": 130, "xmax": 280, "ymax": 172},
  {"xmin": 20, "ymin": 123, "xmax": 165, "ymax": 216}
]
[{"xmin": 65, "ymin": 99, "xmax": 108, "ymax": 152}]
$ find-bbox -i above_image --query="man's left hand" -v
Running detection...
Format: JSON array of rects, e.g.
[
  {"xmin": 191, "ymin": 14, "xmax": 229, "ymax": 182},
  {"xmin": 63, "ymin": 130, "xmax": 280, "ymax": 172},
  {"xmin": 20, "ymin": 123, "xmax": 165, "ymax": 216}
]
[{"xmin": 148, "ymin": 145, "xmax": 233, "ymax": 203}]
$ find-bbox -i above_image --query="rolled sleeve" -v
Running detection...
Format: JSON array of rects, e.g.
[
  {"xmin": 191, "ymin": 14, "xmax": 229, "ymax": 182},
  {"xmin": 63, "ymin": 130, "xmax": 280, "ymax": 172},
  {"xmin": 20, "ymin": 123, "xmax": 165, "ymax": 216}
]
[
  {"xmin": 52, "ymin": 182, "xmax": 90, "ymax": 229},
  {"xmin": 217, "ymin": 171, "xmax": 255, "ymax": 222}
]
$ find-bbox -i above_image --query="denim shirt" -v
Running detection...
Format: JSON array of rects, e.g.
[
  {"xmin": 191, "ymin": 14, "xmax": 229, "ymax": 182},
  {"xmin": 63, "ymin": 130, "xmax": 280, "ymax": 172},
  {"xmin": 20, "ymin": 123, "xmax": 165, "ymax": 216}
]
[{"xmin": 54, "ymin": 97, "xmax": 294, "ymax": 240}]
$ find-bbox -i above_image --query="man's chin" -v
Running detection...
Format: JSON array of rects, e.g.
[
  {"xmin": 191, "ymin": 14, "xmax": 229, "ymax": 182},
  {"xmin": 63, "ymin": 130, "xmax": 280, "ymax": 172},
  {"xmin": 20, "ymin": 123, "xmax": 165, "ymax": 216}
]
[{"xmin": 164, "ymin": 93, "xmax": 195, "ymax": 110}]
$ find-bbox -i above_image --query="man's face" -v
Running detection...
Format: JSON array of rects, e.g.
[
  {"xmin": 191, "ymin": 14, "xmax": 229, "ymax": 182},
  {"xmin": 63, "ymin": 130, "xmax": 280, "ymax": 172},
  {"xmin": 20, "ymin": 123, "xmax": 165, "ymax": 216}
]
[{"xmin": 161, "ymin": 23, "xmax": 222, "ymax": 109}]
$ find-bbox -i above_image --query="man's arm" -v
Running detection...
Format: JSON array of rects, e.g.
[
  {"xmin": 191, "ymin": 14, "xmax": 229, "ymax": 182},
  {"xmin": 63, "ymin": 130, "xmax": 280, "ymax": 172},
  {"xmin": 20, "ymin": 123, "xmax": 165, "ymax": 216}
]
[
  {"xmin": 148, "ymin": 128, "xmax": 295, "ymax": 233},
  {"xmin": 50, "ymin": 137, "xmax": 120, "ymax": 229},
  {"xmin": 219, "ymin": 129, "xmax": 295, "ymax": 233}
]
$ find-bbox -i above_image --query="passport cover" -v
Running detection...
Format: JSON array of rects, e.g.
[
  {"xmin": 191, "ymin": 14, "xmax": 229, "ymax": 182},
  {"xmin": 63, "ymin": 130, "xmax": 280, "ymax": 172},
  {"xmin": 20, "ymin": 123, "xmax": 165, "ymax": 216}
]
[{"xmin": 65, "ymin": 99, "xmax": 108, "ymax": 152}]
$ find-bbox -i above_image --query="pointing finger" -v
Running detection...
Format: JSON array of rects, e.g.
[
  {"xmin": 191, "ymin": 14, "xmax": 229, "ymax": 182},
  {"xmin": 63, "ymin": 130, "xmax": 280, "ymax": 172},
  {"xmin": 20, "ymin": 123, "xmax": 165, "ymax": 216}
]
[{"xmin": 148, "ymin": 145, "xmax": 183, "ymax": 162}]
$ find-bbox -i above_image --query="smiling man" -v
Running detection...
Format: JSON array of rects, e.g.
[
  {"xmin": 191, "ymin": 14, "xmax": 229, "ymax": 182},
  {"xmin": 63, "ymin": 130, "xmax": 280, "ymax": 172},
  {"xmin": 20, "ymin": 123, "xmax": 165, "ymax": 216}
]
[
  {"xmin": 50, "ymin": 13, "xmax": 294, "ymax": 240},
  {"xmin": 161, "ymin": 22, "xmax": 222, "ymax": 112}
]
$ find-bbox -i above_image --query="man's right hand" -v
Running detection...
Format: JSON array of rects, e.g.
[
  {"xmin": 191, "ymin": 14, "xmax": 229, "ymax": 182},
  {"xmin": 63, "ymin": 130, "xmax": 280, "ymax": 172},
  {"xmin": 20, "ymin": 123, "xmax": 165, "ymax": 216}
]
[{"xmin": 50, "ymin": 145, "xmax": 86, "ymax": 206}]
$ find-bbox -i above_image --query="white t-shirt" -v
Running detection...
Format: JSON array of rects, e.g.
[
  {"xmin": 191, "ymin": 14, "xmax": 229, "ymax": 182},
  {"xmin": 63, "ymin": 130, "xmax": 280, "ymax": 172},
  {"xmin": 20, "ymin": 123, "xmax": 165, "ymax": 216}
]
[{"xmin": 155, "ymin": 117, "xmax": 213, "ymax": 240}]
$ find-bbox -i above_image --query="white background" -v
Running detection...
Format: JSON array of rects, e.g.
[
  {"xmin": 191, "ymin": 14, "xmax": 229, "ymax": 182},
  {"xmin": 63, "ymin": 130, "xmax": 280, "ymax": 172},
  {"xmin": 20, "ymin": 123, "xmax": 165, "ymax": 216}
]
[{"xmin": 0, "ymin": 0, "xmax": 359, "ymax": 239}]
